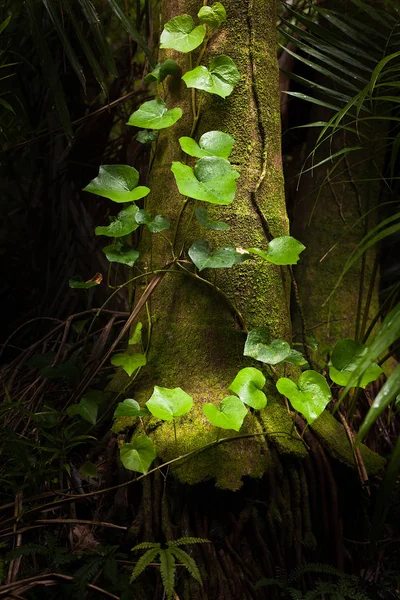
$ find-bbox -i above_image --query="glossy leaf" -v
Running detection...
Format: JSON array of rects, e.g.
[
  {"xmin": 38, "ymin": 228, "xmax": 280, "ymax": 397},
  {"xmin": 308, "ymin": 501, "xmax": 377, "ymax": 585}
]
[
  {"xmin": 330, "ymin": 338, "xmax": 383, "ymax": 388},
  {"xmin": 203, "ymin": 396, "xmax": 247, "ymax": 431},
  {"xmin": 127, "ymin": 98, "xmax": 182, "ymax": 130},
  {"xmin": 229, "ymin": 367, "xmax": 267, "ymax": 410},
  {"xmin": 182, "ymin": 55, "xmax": 240, "ymax": 98},
  {"xmin": 69, "ymin": 273, "xmax": 102, "ymax": 289},
  {"xmin": 198, "ymin": 2, "xmax": 227, "ymax": 28},
  {"xmin": 276, "ymin": 370, "xmax": 332, "ymax": 424},
  {"xmin": 102, "ymin": 243, "xmax": 139, "ymax": 267},
  {"xmin": 244, "ymin": 327, "xmax": 292, "ymax": 365},
  {"xmin": 135, "ymin": 209, "xmax": 170, "ymax": 233},
  {"xmin": 195, "ymin": 207, "xmax": 229, "ymax": 231},
  {"xmin": 120, "ymin": 435, "xmax": 156, "ymax": 473},
  {"xmin": 171, "ymin": 157, "xmax": 239, "ymax": 205},
  {"xmin": 110, "ymin": 353, "xmax": 146, "ymax": 377},
  {"xmin": 246, "ymin": 237, "xmax": 306, "ymax": 265},
  {"xmin": 356, "ymin": 364, "xmax": 400, "ymax": 444},
  {"xmin": 95, "ymin": 204, "xmax": 140, "ymax": 237},
  {"xmin": 188, "ymin": 240, "xmax": 250, "ymax": 271},
  {"xmin": 146, "ymin": 386, "xmax": 193, "ymax": 421},
  {"xmin": 136, "ymin": 130, "xmax": 158, "ymax": 144},
  {"xmin": 83, "ymin": 165, "xmax": 150, "ymax": 203},
  {"xmin": 67, "ymin": 396, "xmax": 98, "ymax": 425},
  {"xmin": 285, "ymin": 350, "xmax": 308, "ymax": 367},
  {"xmin": 160, "ymin": 14, "xmax": 205, "ymax": 53},
  {"xmin": 114, "ymin": 398, "xmax": 148, "ymax": 419},
  {"xmin": 129, "ymin": 322, "xmax": 142, "ymax": 345},
  {"xmin": 179, "ymin": 131, "xmax": 234, "ymax": 159},
  {"xmin": 145, "ymin": 59, "xmax": 181, "ymax": 83}
]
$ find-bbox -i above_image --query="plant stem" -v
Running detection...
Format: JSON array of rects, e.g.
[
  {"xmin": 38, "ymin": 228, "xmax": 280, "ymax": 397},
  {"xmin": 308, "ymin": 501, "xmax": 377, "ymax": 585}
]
[{"xmin": 173, "ymin": 419, "xmax": 178, "ymax": 454}]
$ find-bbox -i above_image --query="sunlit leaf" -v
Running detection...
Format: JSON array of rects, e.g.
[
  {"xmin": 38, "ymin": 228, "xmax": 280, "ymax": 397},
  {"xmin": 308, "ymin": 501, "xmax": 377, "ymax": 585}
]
[
  {"xmin": 120, "ymin": 435, "xmax": 156, "ymax": 473},
  {"xmin": 244, "ymin": 327, "xmax": 291, "ymax": 365},
  {"xmin": 146, "ymin": 386, "xmax": 193, "ymax": 421},
  {"xmin": 179, "ymin": 131, "xmax": 234, "ymax": 159},
  {"xmin": 198, "ymin": 2, "xmax": 227, "ymax": 28},
  {"xmin": 83, "ymin": 165, "xmax": 150, "ymax": 203},
  {"xmin": 111, "ymin": 353, "xmax": 146, "ymax": 376},
  {"xmin": 160, "ymin": 14, "xmax": 205, "ymax": 53},
  {"xmin": 129, "ymin": 322, "xmax": 142, "ymax": 345},
  {"xmin": 276, "ymin": 370, "xmax": 332, "ymax": 424},
  {"xmin": 188, "ymin": 240, "xmax": 250, "ymax": 271},
  {"xmin": 127, "ymin": 98, "xmax": 182, "ymax": 130},
  {"xmin": 171, "ymin": 157, "xmax": 239, "ymax": 205},
  {"xmin": 330, "ymin": 338, "xmax": 383, "ymax": 388},
  {"xmin": 247, "ymin": 237, "xmax": 305, "ymax": 265},
  {"xmin": 229, "ymin": 367, "xmax": 267, "ymax": 410},
  {"xmin": 95, "ymin": 204, "xmax": 140, "ymax": 237},
  {"xmin": 182, "ymin": 55, "xmax": 240, "ymax": 98},
  {"xmin": 102, "ymin": 243, "xmax": 139, "ymax": 267},
  {"xmin": 145, "ymin": 59, "xmax": 181, "ymax": 83},
  {"xmin": 114, "ymin": 398, "xmax": 148, "ymax": 419},
  {"xmin": 135, "ymin": 209, "xmax": 170, "ymax": 233},
  {"xmin": 203, "ymin": 396, "xmax": 247, "ymax": 431}
]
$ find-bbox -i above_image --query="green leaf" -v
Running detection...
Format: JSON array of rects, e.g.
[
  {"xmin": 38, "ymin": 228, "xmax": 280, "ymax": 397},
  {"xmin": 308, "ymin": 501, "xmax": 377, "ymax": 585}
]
[
  {"xmin": 160, "ymin": 14, "xmax": 205, "ymax": 53},
  {"xmin": 285, "ymin": 349, "xmax": 308, "ymax": 367},
  {"xmin": 246, "ymin": 236, "xmax": 306, "ymax": 265},
  {"xmin": 83, "ymin": 165, "xmax": 150, "ymax": 203},
  {"xmin": 179, "ymin": 131, "xmax": 235, "ymax": 159},
  {"xmin": 66, "ymin": 396, "xmax": 98, "ymax": 425},
  {"xmin": 160, "ymin": 549, "xmax": 176, "ymax": 600},
  {"xmin": 80, "ymin": 461, "xmax": 98, "ymax": 478},
  {"xmin": 198, "ymin": 2, "xmax": 227, "ymax": 28},
  {"xmin": 188, "ymin": 240, "xmax": 250, "ymax": 271},
  {"xmin": 136, "ymin": 130, "xmax": 158, "ymax": 144},
  {"xmin": 276, "ymin": 371, "xmax": 332, "ymax": 425},
  {"xmin": 95, "ymin": 204, "xmax": 140, "ymax": 237},
  {"xmin": 40, "ymin": 361, "xmax": 79, "ymax": 382},
  {"xmin": 69, "ymin": 274, "xmax": 102, "ymax": 289},
  {"xmin": 135, "ymin": 209, "xmax": 170, "ymax": 233},
  {"xmin": 111, "ymin": 353, "xmax": 146, "ymax": 377},
  {"xmin": 130, "ymin": 547, "xmax": 160, "ymax": 583},
  {"xmin": 146, "ymin": 386, "xmax": 193, "ymax": 421},
  {"xmin": 330, "ymin": 339, "xmax": 383, "ymax": 388},
  {"xmin": 229, "ymin": 367, "xmax": 267, "ymax": 410},
  {"xmin": 171, "ymin": 158, "xmax": 239, "ymax": 205},
  {"xmin": 102, "ymin": 243, "xmax": 139, "ymax": 267},
  {"xmin": 169, "ymin": 547, "xmax": 202, "ymax": 585},
  {"xmin": 129, "ymin": 322, "xmax": 142, "ymax": 345},
  {"xmin": 195, "ymin": 207, "xmax": 229, "ymax": 231},
  {"xmin": 120, "ymin": 435, "xmax": 156, "ymax": 473},
  {"xmin": 244, "ymin": 327, "xmax": 292, "ymax": 365},
  {"xmin": 203, "ymin": 396, "xmax": 247, "ymax": 431},
  {"xmin": 127, "ymin": 98, "xmax": 182, "ymax": 130},
  {"xmin": 113, "ymin": 398, "xmax": 148, "ymax": 419},
  {"xmin": 182, "ymin": 54, "xmax": 240, "ymax": 98},
  {"xmin": 145, "ymin": 59, "xmax": 181, "ymax": 83},
  {"xmin": 356, "ymin": 364, "xmax": 400, "ymax": 445}
]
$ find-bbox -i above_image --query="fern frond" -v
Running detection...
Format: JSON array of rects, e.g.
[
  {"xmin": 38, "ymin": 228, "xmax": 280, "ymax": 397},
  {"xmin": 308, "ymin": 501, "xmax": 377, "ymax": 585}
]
[
  {"xmin": 131, "ymin": 542, "xmax": 160, "ymax": 552},
  {"xmin": 169, "ymin": 546, "xmax": 202, "ymax": 585},
  {"xmin": 6, "ymin": 543, "xmax": 48, "ymax": 560},
  {"xmin": 159, "ymin": 548, "xmax": 176, "ymax": 600},
  {"xmin": 255, "ymin": 578, "xmax": 286, "ymax": 590},
  {"xmin": 288, "ymin": 587, "xmax": 305, "ymax": 600},
  {"xmin": 130, "ymin": 547, "xmax": 160, "ymax": 583},
  {"xmin": 167, "ymin": 537, "xmax": 210, "ymax": 547},
  {"xmin": 287, "ymin": 563, "xmax": 345, "ymax": 584}
]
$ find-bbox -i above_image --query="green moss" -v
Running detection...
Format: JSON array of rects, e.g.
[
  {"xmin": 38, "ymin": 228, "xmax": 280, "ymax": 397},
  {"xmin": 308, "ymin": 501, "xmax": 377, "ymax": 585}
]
[
  {"xmin": 311, "ymin": 411, "xmax": 385, "ymax": 474},
  {"xmin": 259, "ymin": 392, "xmax": 308, "ymax": 458},
  {"xmin": 111, "ymin": 416, "xmax": 137, "ymax": 434}
]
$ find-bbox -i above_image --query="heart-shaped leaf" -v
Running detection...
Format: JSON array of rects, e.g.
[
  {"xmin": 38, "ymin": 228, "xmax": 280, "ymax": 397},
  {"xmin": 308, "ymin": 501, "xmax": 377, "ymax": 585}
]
[
  {"xmin": 95, "ymin": 204, "xmax": 140, "ymax": 238},
  {"xmin": 145, "ymin": 59, "xmax": 181, "ymax": 83},
  {"xmin": 188, "ymin": 240, "xmax": 250, "ymax": 271},
  {"xmin": 102, "ymin": 243, "xmax": 139, "ymax": 267},
  {"xmin": 203, "ymin": 396, "xmax": 247, "ymax": 431},
  {"xmin": 195, "ymin": 207, "xmax": 229, "ymax": 231},
  {"xmin": 284, "ymin": 349, "xmax": 308, "ymax": 367},
  {"xmin": 182, "ymin": 55, "xmax": 240, "ymax": 99},
  {"xmin": 244, "ymin": 327, "xmax": 292, "ymax": 365},
  {"xmin": 198, "ymin": 2, "xmax": 227, "ymax": 28},
  {"xmin": 329, "ymin": 338, "xmax": 383, "ymax": 388},
  {"xmin": 136, "ymin": 130, "xmax": 158, "ymax": 144},
  {"xmin": 129, "ymin": 322, "xmax": 142, "ymax": 345},
  {"xmin": 276, "ymin": 370, "xmax": 332, "ymax": 424},
  {"xmin": 135, "ymin": 209, "xmax": 170, "ymax": 233},
  {"xmin": 69, "ymin": 273, "xmax": 102, "ymax": 289},
  {"xmin": 160, "ymin": 14, "xmax": 205, "ymax": 53},
  {"xmin": 146, "ymin": 386, "xmax": 193, "ymax": 421},
  {"xmin": 229, "ymin": 367, "xmax": 267, "ymax": 410},
  {"xmin": 83, "ymin": 165, "xmax": 150, "ymax": 203},
  {"xmin": 114, "ymin": 398, "xmax": 148, "ymax": 419},
  {"xmin": 246, "ymin": 236, "xmax": 306, "ymax": 265},
  {"xmin": 179, "ymin": 130, "xmax": 234, "ymax": 159},
  {"xmin": 111, "ymin": 353, "xmax": 146, "ymax": 377},
  {"xmin": 171, "ymin": 157, "xmax": 239, "ymax": 205},
  {"xmin": 120, "ymin": 435, "xmax": 156, "ymax": 473},
  {"xmin": 127, "ymin": 98, "xmax": 182, "ymax": 130},
  {"xmin": 67, "ymin": 396, "xmax": 98, "ymax": 425}
]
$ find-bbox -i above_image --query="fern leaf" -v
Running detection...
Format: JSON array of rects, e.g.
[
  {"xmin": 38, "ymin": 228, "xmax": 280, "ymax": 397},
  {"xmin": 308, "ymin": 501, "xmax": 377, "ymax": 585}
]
[
  {"xmin": 170, "ymin": 546, "xmax": 202, "ymax": 585},
  {"xmin": 287, "ymin": 562, "xmax": 344, "ymax": 584},
  {"xmin": 131, "ymin": 542, "xmax": 160, "ymax": 552},
  {"xmin": 167, "ymin": 537, "xmax": 210, "ymax": 548},
  {"xmin": 288, "ymin": 587, "xmax": 305, "ymax": 600},
  {"xmin": 6, "ymin": 544, "xmax": 48, "ymax": 560},
  {"xmin": 130, "ymin": 547, "xmax": 160, "ymax": 583},
  {"xmin": 255, "ymin": 578, "xmax": 286, "ymax": 590},
  {"xmin": 159, "ymin": 548, "xmax": 176, "ymax": 600}
]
